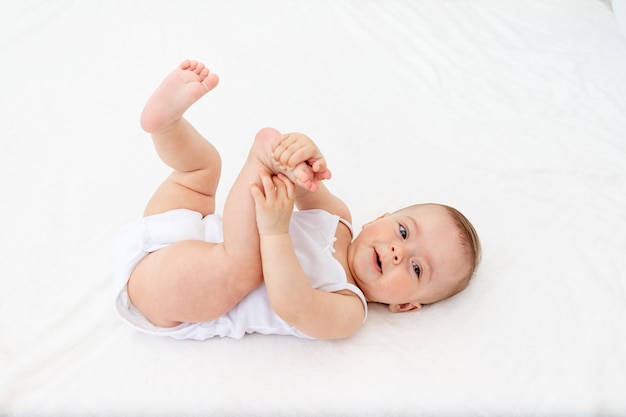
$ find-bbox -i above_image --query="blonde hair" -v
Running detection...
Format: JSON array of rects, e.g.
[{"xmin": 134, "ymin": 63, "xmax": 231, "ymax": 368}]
[{"xmin": 439, "ymin": 204, "xmax": 481, "ymax": 297}]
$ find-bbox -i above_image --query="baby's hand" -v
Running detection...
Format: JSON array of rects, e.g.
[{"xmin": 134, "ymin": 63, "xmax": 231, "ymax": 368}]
[
  {"xmin": 250, "ymin": 171, "xmax": 295, "ymax": 236},
  {"xmin": 271, "ymin": 133, "xmax": 332, "ymax": 192}
]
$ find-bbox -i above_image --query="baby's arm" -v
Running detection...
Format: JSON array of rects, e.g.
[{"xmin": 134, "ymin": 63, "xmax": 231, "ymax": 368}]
[
  {"xmin": 272, "ymin": 133, "xmax": 352, "ymax": 223},
  {"xmin": 250, "ymin": 172, "xmax": 364, "ymax": 339}
]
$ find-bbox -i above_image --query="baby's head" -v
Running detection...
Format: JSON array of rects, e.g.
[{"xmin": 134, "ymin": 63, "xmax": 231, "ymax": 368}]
[{"xmin": 347, "ymin": 203, "xmax": 481, "ymax": 312}]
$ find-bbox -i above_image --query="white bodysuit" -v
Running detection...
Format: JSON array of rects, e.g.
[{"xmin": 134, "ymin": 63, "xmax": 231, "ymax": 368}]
[{"xmin": 112, "ymin": 208, "xmax": 368, "ymax": 340}]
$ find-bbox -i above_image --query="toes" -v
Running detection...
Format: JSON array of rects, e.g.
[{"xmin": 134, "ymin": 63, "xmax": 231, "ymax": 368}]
[
  {"xmin": 201, "ymin": 73, "xmax": 219, "ymax": 91},
  {"xmin": 195, "ymin": 62, "xmax": 205, "ymax": 75},
  {"xmin": 178, "ymin": 59, "xmax": 217, "ymax": 88}
]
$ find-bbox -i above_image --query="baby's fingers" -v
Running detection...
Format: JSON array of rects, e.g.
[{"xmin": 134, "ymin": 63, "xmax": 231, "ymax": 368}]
[
  {"xmin": 274, "ymin": 173, "xmax": 295, "ymax": 200},
  {"xmin": 271, "ymin": 133, "xmax": 297, "ymax": 153},
  {"xmin": 314, "ymin": 167, "xmax": 332, "ymax": 181},
  {"xmin": 250, "ymin": 171, "xmax": 274, "ymax": 201},
  {"xmin": 273, "ymin": 143, "xmax": 298, "ymax": 170},
  {"xmin": 250, "ymin": 182, "xmax": 266, "ymax": 206},
  {"xmin": 271, "ymin": 175, "xmax": 293, "ymax": 203},
  {"xmin": 271, "ymin": 135, "xmax": 291, "ymax": 161},
  {"xmin": 260, "ymin": 170, "xmax": 278, "ymax": 198},
  {"xmin": 272, "ymin": 133, "xmax": 311, "ymax": 170},
  {"xmin": 271, "ymin": 134, "xmax": 287, "ymax": 153},
  {"xmin": 311, "ymin": 158, "xmax": 329, "ymax": 174}
]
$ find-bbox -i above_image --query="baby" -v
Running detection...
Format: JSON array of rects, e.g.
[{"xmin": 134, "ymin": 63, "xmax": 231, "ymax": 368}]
[{"xmin": 112, "ymin": 60, "xmax": 481, "ymax": 340}]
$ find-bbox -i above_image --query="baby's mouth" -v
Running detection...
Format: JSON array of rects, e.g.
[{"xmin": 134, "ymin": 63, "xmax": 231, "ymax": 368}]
[{"xmin": 373, "ymin": 249, "xmax": 382, "ymax": 273}]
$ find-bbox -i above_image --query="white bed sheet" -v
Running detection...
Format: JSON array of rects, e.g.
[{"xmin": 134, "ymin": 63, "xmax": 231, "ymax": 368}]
[{"xmin": 1, "ymin": 0, "xmax": 625, "ymax": 415}]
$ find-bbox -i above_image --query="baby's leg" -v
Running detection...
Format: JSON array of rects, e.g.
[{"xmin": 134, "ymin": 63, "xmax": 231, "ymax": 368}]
[
  {"xmin": 128, "ymin": 61, "xmax": 266, "ymax": 327},
  {"xmin": 140, "ymin": 59, "xmax": 220, "ymax": 217}
]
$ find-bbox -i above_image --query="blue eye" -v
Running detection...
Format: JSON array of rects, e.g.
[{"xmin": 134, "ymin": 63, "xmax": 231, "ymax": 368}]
[
  {"xmin": 412, "ymin": 261, "xmax": 421, "ymax": 277},
  {"xmin": 399, "ymin": 225, "xmax": 407, "ymax": 239}
]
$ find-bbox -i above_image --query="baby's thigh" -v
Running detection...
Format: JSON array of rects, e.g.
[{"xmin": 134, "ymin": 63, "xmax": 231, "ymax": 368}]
[
  {"xmin": 144, "ymin": 173, "xmax": 218, "ymax": 218},
  {"xmin": 127, "ymin": 240, "xmax": 262, "ymax": 327}
]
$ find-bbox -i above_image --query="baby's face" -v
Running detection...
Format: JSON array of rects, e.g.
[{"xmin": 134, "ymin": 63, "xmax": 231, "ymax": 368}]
[{"xmin": 347, "ymin": 204, "xmax": 469, "ymax": 312}]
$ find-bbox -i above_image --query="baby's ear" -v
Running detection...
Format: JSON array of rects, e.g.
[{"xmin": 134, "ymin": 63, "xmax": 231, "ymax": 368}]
[{"xmin": 388, "ymin": 303, "xmax": 421, "ymax": 313}]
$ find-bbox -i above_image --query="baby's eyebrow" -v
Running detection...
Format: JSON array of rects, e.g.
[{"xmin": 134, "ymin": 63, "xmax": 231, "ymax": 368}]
[
  {"xmin": 425, "ymin": 254, "xmax": 434, "ymax": 282},
  {"xmin": 405, "ymin": 215, "xmax": 419, "ymax": 236}
]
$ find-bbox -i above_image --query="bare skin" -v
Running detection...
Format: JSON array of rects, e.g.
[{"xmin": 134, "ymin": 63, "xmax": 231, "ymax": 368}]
[
  {"xmin": 129, "ymin": 60, "xmax": 275, "ymax": 327},
  {"xmin": 128, "ymin": 60, "xmax": 335, "ymax": 328},
  {"xmin": 126, "ymin": 60, "xmax": 473, "ymax": 338}
]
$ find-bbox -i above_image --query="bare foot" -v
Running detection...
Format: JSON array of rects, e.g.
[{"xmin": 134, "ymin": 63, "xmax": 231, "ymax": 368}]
[
  {"xmin": 140, "ymin": 60, "xmax": 219, "ymax": 133},
  {"xmin": 254, "ymin": 128, "xmax": 331, "ymax": 192}
]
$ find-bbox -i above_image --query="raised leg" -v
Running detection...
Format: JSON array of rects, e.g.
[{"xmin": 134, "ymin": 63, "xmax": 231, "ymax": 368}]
[
  {"xmin": 127, "ymin": 61, "xmax": 282, "ymax": 327},
  {"xmin": 140, "ymin": 59, "xmax": 221, "ymax": 217}
]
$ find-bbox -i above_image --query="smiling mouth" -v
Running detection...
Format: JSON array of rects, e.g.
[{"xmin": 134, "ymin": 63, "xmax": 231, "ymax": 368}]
[{"xmin": 373, "ymin": 249, "xmax": 382, "ymax": 273}]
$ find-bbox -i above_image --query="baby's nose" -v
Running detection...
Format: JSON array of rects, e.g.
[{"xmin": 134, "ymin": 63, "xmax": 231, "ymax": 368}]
[{"xmin": 391, "ymin": 245, "xmax": 403, "ymax": 263}]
